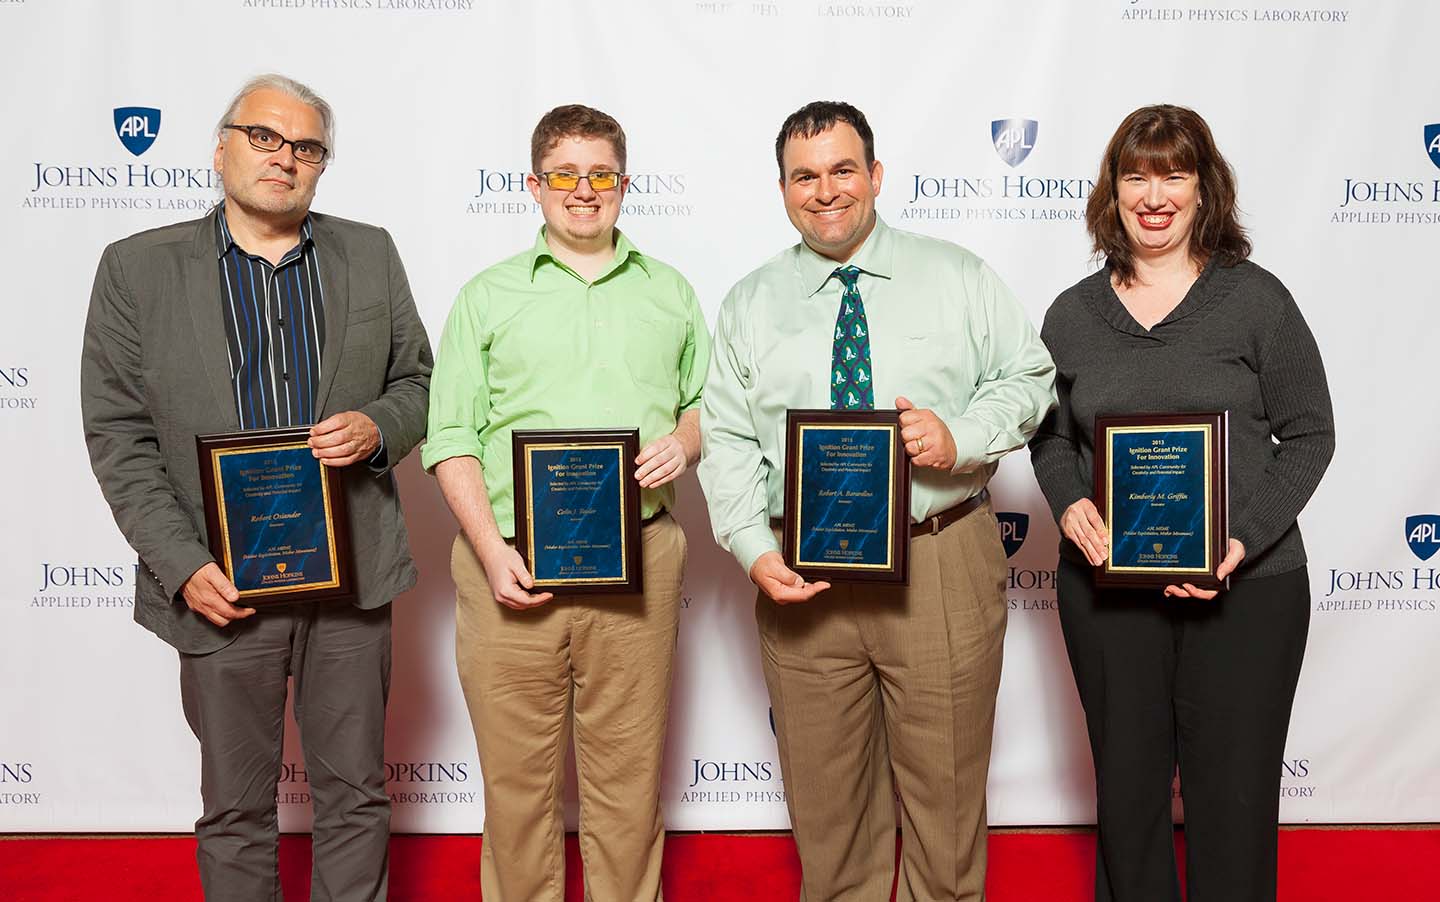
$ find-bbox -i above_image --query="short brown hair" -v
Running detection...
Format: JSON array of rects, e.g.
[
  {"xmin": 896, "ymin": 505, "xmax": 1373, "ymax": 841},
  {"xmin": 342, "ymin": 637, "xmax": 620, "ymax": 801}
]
[
  {"xmin": 1086, "ymin": 104, "xmax": 1251, "ymax": 286},
  {"xmin": 529, "ymin": 104, "xmax": 627, "ymax": 174},
  {"xmin": 775, "ymin": 101, "xmax": 875, "ymax": 179}
]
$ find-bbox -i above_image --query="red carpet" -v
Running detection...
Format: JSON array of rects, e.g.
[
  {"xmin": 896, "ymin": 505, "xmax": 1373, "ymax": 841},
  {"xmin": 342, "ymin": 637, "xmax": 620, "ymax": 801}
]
[{"xmin": 2, "ymin": 829, "xmax": 1437, "ymax": 900}]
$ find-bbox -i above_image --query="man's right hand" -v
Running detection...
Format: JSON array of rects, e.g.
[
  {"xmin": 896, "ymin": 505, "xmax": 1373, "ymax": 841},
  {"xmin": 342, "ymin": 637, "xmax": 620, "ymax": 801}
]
[
  {"xmin": 749, "ymin": 552, "xmax": 830, "ymax": 604},
  {"xmin": 477, "ymin": 541, "xmax": 555, "ymax": 610},
  {"xmin": 181, "ymin": 562, "xmax": 256, "ymax": 627}
]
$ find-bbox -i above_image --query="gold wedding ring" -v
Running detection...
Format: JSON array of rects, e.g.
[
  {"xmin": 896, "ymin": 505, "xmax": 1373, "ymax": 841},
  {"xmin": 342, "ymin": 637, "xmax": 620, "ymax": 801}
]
[{"xmin": 916, "ymin": 437, "xmax": 924, "ymax": 452}]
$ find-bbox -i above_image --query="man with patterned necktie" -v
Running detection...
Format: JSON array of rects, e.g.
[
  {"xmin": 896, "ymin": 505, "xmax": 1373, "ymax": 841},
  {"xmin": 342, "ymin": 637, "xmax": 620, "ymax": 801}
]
[{"xmin": 697, "ymin": 101, "xmax": 1055, "ymax": 901}]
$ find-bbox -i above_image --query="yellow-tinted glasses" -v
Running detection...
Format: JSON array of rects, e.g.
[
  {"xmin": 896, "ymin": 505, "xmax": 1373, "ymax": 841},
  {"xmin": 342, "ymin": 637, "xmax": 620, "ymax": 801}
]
[{"xmin": 538, "ymin": 170, "xmax": 625, "ymax": 191}]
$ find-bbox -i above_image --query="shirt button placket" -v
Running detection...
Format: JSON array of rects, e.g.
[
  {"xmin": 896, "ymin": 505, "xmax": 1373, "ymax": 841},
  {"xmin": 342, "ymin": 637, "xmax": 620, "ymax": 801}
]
[{"xmin": 592, "ymin": 286, "xmax": 615, "ymax": 415}]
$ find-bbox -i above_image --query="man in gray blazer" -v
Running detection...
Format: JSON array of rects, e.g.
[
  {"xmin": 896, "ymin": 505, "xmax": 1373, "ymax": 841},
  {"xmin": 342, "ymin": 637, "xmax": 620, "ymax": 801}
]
[{"xmin": 80, "ymin": 74, "xmax": 431, "ymax": 902}]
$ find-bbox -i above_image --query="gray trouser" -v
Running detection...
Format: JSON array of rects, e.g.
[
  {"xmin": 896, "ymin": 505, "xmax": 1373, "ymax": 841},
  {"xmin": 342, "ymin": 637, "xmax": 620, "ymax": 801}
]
[{"xmin": 179, "ymin": 601, "xmax": 392, "ymax": 902}]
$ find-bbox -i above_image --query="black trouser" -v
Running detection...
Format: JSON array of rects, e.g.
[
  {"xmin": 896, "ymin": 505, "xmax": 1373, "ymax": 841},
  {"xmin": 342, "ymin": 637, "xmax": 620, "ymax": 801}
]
[
  {"xmin": 180, "ymin": 602, "xmax": 393, "ymax": 902},
  {"xmin": 1056, "ymin": 558, "xmax": 1310, "ymax": 902}
]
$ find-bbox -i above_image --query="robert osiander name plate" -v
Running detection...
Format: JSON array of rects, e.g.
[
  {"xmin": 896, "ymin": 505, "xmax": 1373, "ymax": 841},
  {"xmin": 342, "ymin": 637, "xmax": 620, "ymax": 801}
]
[
  {"xmin": 196, "ymin": 427, "xmax": 355, "ymax": 605},
  {"xmin": 1093, "ymin": 412, "xmax": 1229, "ymax": 590},
  {"xmin": 783, "ymin": 409, "xmax": 911, "ymax": 584},
  {"xmin": 512, "ymin": 428, "xmax": 643, "ymax": 595}
]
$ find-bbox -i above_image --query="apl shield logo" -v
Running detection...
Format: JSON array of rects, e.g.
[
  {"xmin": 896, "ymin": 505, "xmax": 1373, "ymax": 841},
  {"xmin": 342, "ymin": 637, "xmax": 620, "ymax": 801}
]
[
  {"xmin": 1406, "ymin": 514, "xmax": 1440, "ymax": 561},
  {"xmin": 997, "ymin": 512, "xmax": 1028, "ymax": 558},
  {"xmin": 113, "ymin": 107, "xmax": 161, "ymax": 156},
  {"xmin": 1425, "ymin": 124, "xmax": 1440, "ymax": 171},
  {"xmin": 991, "ymin": 118, "xmax": 1038, "ymax": 168}
]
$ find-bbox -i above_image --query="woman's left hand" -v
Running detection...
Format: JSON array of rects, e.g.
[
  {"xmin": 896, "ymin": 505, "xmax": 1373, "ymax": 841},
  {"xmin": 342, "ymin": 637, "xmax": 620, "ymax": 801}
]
[{"xmin": 1164, "ymin": 539, "xmax": 1246, "ymax": 600}]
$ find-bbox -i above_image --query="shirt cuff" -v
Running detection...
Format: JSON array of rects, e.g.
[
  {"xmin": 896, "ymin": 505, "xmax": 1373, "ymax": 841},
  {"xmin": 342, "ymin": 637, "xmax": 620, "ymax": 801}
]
[
  {"xmin": 729, "ymin": 522, "xmax": 782, "ymax": 577},
  {"xmin": 944, "ymin": 415, "xmax": 991, "ymax": 475},
  {"xmin": 366, "ymin": 430, "xmax": 387, "ymax": 472},
  {"xmin": 420, "ymin": 429, "xmax": 485, "ymax": 472}
]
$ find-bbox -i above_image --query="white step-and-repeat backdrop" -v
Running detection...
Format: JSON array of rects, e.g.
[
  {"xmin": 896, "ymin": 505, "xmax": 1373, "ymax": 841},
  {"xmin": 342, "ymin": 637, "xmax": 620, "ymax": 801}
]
[{"xmin": 3, "ymin": 0, "xmax": 1438, "ymax": 832}]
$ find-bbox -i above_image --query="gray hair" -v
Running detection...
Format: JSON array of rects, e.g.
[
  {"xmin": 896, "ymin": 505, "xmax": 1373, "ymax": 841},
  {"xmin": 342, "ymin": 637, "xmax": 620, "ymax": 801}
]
[{"xmin": 216, "ymin": 73, "xmax": 335, "ymax": 159}]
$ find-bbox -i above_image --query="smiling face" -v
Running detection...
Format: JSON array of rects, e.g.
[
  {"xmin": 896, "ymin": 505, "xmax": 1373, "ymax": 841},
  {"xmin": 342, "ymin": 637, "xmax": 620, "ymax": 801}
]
[
  {"xmin": 213, "ymin": 87, "xmax": 327, "ymax": 222},
  {"xmin": 526, "ymin": 135, "xmax": 628, "ymax": 252},
  {"xmin": 1115, "ymin": 168, "xmax": 1200, "ymax": 259},
  {"xmin": 779, "ymin": 123, "xmax": 883, "ymax": 262}
]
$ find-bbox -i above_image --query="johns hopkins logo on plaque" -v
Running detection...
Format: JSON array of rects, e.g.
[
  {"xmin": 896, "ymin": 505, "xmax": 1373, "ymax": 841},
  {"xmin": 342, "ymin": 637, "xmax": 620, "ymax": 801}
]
[
  {"xmin": 991, "ymin": 119, "xmax": 1038, "ymax": 168},
  {"xmin": 113, "ymin": 107, "xmax": 160, "ymax": 157},
  {"xmin": 1407, "ymin": 514, "xmax": 1440, "ymax": 562},
  {"xmin": 997, "ymin": 511, "xmax": 1029, "ymax": 558}
]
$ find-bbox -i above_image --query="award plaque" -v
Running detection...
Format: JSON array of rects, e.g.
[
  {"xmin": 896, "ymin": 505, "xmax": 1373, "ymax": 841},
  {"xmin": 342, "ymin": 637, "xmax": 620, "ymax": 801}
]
[
  {"xmin": 1093, "ymin": 412, "xmax": 1229, "ymax": 590},
  {"xmin": 512, "ymin": 428, "xmax": 643, "ymax": 595},
  {"xmin": 195, "ymin": 427, "xmax": 354, "ymax": 605},
  {"xmin": 783, "ymin": 409, "xmax": 911, "ymax": 584}
]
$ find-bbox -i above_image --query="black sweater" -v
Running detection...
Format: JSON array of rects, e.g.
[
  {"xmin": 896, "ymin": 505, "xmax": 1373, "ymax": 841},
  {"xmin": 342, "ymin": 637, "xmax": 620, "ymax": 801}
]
[{"xmin": 1029, "ymin": 259, "xmax": 1336, "ymax": 579}]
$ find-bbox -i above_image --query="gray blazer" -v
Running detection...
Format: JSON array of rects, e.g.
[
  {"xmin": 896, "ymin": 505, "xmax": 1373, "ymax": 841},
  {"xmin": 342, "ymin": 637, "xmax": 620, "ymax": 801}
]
[{"xmin": 81, "ymin": 207, "xmax": 433, "ymax": 655}]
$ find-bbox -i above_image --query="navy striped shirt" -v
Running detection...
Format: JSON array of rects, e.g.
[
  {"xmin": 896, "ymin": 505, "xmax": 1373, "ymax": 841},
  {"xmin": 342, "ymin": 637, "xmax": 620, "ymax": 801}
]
[{"xmin": 215, "ymin": 207, "xmax": 325, "ymax": 429}]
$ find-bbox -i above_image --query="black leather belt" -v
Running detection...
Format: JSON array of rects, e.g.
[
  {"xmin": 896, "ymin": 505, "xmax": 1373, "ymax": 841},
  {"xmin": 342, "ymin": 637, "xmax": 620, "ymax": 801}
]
[{"xmin": 910, "ymin": 488, "xmax": 989, "ymax": 537}]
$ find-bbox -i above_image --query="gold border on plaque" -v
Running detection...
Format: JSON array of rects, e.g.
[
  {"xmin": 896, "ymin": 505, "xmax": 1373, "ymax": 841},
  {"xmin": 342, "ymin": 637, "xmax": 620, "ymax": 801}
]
[
  {"xmin": 523, "ymin": 441, "xmax": 630, "ymax": 586},
  {"xmin": 211, "ymin": 443, "xmax": 342, "ymax": 597},
  {"xmin": 1104, "ymin": 423, "xmax": 1213, "ymax": 576},
  {"xmin": 791, "ymin": 423, "xmax": 898, "ymax": 571}
]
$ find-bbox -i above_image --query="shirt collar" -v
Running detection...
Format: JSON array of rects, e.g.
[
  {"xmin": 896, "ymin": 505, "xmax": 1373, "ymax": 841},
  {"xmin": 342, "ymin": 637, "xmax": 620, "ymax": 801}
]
[
  {"xmin": 796, "ymin": 214, "xmax": 895, "ymax": 297},
  {"xmin": 214, "ymin": 203, "xmax": 315, "ymax": 261},
  {"xmin": 527, "ymin": 226, "xmax": 650, "ymax": 283}
]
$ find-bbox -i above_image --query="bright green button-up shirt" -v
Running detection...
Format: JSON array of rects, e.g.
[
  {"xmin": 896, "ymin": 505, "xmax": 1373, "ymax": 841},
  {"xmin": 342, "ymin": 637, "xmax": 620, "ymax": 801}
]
[
  {"xmin": 697, "ymin": 216, "xmax": 1057, "ymax": 574},
  {"xmin": 423, "ymin": 228, "xmax": 710, "ymax": 537}
]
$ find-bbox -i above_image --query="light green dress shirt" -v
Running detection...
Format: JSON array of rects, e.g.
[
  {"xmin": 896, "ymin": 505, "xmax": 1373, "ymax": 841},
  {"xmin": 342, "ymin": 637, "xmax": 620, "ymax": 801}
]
[
  {"xmin": 423, "ymin": 228, "xmax": 711, "ymax": 537},
  {"xmin": 697, "ymin": 216, "xmax": 1057, "ymax": 574}
]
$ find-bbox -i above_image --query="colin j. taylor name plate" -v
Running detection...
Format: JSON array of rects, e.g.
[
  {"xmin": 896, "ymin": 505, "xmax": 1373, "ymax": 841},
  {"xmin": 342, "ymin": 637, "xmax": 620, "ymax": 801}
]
[{"xmin": 512, "ymin": 428, "xmax": 642, "ymax": 594}]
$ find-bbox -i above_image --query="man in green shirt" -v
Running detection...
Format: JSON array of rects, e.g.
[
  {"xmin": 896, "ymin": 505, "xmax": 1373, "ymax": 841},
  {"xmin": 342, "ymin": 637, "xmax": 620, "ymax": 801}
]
[
  {"xmin": 698, "ymin": 101, "xmax": 1056, "ymax": 901},
  {"xmin": 423, "ymin": 105, "xmax": 709, "ymax": 902}
]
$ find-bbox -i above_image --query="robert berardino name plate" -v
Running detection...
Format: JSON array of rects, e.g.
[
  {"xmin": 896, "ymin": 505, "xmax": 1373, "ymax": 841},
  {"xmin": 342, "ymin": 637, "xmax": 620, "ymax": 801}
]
[
  {"xmin": 1093, "ymin": 412, "xmax": 1229, "ymax": 590},
  {"xmin": 196, "ymin": 427, "xmax": 354, "ymax": 606},
  {"xmin": 512, "ymin": 428, "xmax": 643, "ymax": 595},
  {"xmin": 783, "ymin": 409, "xmax": 911, "ymax": 584}
]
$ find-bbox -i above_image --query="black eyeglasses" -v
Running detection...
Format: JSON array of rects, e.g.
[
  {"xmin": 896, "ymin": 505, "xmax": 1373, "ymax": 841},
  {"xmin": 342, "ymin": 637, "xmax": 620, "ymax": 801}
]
[{"xmin": 223, "ymin": 124, "xmax": 329, "ymax": 165}]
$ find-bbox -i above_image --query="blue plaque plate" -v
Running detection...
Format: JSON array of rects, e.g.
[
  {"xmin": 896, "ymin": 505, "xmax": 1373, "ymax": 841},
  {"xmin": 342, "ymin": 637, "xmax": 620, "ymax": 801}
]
[
  {"xmin": 512, "ymin": 429, "xmax": 642, "ymax": 594},
  {"xmin": 196, "ymin": 427, "xmax": 354, "ymax": 605},
  {"xmin": 1094, "ymin": 412, "xmax": 1229, "ymax": 590},
  {"xmin": 783, "ymin": 410, "xmax": 910, "ymax": 584}
]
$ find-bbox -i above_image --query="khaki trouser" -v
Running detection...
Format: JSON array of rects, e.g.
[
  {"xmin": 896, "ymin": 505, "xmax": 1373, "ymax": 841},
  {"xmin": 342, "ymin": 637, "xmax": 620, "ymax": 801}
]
[
  {"xmin": 452, "ymin": 513, "xmax": 686, "ymax": 902},
  {"xmin": 759, "ymin": 500, "xmax": 1009, "ymax": 902}
]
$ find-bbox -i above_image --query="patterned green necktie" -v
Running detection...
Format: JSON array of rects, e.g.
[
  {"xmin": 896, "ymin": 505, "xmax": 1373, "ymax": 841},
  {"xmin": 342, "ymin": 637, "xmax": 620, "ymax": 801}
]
[{"xmin": 829, "ymin": 265, "xmax": 875, "ymax": 410}]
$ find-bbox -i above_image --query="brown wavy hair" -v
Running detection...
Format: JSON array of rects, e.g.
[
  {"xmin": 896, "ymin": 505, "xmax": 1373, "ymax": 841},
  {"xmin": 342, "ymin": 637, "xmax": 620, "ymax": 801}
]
[
  {"xmin": 1086, "ymin": 105, "xmax": 1250, "ymax": 286},
  {"xmin": 530, "ymin": 105, "xmax": 627, "ymax": 174}
]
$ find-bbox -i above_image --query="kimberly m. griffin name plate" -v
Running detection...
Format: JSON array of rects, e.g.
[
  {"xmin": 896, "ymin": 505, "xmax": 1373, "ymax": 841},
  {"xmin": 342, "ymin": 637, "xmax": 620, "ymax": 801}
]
[
  {"xmin": 1093, "ymin": 412, "xmax": 1229, "ymax": 590},
  {"xmin": 783, "ymin": 409, "xmax": 911, "ymax": 584},
  {"xmin": 196, "ymin": 426, "xmax": 355, "ymax": 605},
  {"xmin": 512, "ymin": 428, "xmax": 643, "ymax": 595}
]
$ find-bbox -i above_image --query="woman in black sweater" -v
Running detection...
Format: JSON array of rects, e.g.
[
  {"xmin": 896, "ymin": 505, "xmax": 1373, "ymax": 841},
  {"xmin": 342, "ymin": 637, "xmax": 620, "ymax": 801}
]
[{"xmin": 1029, "ymin": 105, "xmax": 1335, "ymax": 902}]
